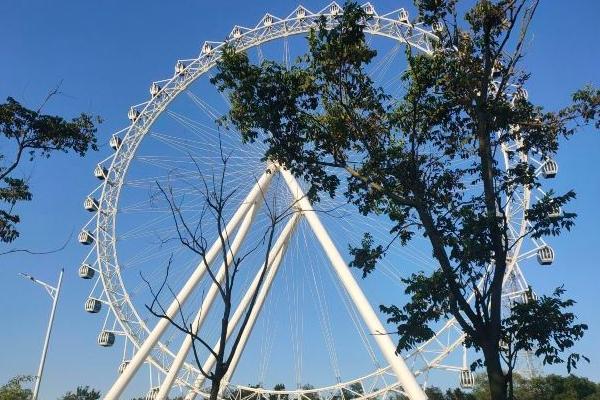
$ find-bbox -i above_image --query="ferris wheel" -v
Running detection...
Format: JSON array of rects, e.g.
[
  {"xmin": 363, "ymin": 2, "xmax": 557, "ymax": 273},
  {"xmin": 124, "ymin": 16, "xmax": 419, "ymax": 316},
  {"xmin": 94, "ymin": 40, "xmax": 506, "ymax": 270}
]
[{"xmin": 78, "ymin": 3, "xmax": 559, "ymax": 400}]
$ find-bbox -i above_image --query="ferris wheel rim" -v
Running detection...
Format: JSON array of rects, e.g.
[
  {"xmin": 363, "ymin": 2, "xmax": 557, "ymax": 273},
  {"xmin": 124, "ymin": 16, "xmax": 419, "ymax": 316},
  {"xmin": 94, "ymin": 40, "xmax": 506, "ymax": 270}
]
[{"xmin": 84, "ymin": 2, "xmax": 538, "ymax": 397}]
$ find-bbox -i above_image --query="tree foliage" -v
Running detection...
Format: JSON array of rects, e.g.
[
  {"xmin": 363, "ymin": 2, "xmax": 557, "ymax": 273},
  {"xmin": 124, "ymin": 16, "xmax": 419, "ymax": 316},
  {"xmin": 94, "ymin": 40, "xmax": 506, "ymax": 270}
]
[
  {"xmin": 0, "ymin": 94, "xmax": 100, "ymax": 244},
  {"xmin": 59, "ymin": 385, "xmax": 101, "ymax": 400},
  {"xmin": 0, "ymin": 375, "xmax": 33, "ymax": 400},
  {"xmin": 210, "ymin": 1, "xmax": 598, "ymax": 399}
]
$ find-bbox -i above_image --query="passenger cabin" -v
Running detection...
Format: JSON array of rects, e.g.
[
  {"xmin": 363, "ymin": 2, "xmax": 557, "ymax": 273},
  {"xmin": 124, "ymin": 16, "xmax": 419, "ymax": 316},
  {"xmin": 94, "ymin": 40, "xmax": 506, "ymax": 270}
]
[
  {"xmin": 94, "ymin": 164, "xmax": 108, "ymax": 180},
  {"xmin": 85, "ymin": 298, "xmax": 102, "ymax": 313},
  {"xmin": 263, "ymin": 14, "xmax": 273, "ymax": 26},
  {"xmin": 110, "ymin": 134, "xmax": 122, "ymax": 150},
  {"xmin": 146, "ymin": 387, "xmax": 159, "ymax": 400},
  {"xmin": 175, "ymin": 61, "xmax": 186, "ymax": 75},
  {"xmin": 521, "ymin": 287, "xmax": 537, "ymax": 304},
  {"xmin": 537, "ymin": 245, "xmax": 554, "ymax": 265},
  {"xmin": 84, "ymin": 197, "xmax": 99, "ymax": 212},
  {"xmin": 542, "ymin": 159, "xmax": 558, "ymax": 178},
  {"xmin": 150, "ymin": 82, "xmax": 161, "ymax": 97},
  {"xmin": 202, "ymin": 42, "xmax": 213, "ymax": 55},
  {"xmin": 460, "ymin": 369, "xmax": 475, "ymax": 389},
  {"xmin": 78, "ymin": 230, "xmax": 94, "ymax": 245},
  {"xmin": 118, "ymin": 360, "xmax": 130, "ymax": 374},
  {"xmin": 79, "ymin": 263, "xmax": 95, "ymax": 279},
  {"xmin": 98, "ymin": 331, "xmax": 115, "ymax": 347},
  {"xmin": 398, "ymin": 9, "xmax": 409, "ymax": 23},
  {"xmin": 128, "ymin": 107, "xmax": 140, "ymax": 122}
]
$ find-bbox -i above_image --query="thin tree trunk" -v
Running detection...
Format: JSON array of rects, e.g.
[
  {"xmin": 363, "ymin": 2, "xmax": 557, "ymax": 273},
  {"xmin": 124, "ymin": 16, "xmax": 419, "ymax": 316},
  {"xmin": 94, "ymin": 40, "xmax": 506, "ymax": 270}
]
[{"xmin": 484, "ymin": 346, "xmax": 507, "ymax": 400}]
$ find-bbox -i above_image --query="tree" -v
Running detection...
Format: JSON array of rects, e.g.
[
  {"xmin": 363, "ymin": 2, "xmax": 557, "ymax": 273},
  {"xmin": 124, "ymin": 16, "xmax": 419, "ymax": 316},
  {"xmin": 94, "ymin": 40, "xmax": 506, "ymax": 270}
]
[
  {"xmin": 210, "ymin": 2, "xmax": 599, "ymax": 399},
  {"xmin": 0, "ymin": 92, "xmax": 100, "ymax": 247},
  {"xmin": 0, "ymin": 376, "xmax": 33, "ymax": 400},
  {"xmin": 145, "ymin": 148, "xmax": 299, "ymax": 400},
  {"xmin": 59, "ymin": 385, "xmax": 101, "ymax": 400}
]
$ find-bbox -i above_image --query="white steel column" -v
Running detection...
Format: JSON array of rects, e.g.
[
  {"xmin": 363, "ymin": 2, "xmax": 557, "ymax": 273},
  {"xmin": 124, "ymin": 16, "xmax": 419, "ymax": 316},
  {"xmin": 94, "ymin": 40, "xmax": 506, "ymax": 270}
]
[
  {"xmin": 156, "ymin": 202, "xmax": 260, "ymax": 399},
  {"xmin": 217, "ymin": 213, "xmax": 300, "ymax": 396},
  {"xmin": 280, "ymin": 170, "xmax": 428, "ymax": 400},
  {"xmin": 104, "ymin": 168, "xmax": 276, "ymax": 400},
  {"xmin": 185, "ymin": 212, "xmax": 301, "ymax": 400}
]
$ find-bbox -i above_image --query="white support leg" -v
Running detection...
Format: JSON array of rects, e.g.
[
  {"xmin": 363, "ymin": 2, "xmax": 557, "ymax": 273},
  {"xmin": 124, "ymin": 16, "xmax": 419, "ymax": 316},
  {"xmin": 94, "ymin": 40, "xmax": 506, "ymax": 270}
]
[
  {"xmin": 217, "ymin": 213, "xmax": 300, "ymax": 396},
  {"xmin": 156, "ymin": 202, "xmax": 260, "ymax": 399},
  {"xmin": 280, "ymin": 170, "xmax": 428, "ymax": 400},
  {"xmin": 185, "ymin": 212, "xmax": 301, "ymax": 400},
  {"xmin": 104, "ymin": 168, "xmax": 276, "ymax": 400}
]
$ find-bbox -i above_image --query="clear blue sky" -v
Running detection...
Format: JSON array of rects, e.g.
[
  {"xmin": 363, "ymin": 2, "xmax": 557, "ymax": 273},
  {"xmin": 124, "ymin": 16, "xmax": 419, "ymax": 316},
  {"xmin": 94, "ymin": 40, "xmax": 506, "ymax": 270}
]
[{"xmin": 0, "ymin": 1, "xmax": 598, "ymax": 399}]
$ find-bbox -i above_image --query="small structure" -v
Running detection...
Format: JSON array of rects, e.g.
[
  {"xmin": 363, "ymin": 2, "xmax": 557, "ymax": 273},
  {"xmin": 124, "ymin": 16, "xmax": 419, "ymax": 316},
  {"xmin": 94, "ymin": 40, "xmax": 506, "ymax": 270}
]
[
  {"xmin": 146, "ymin": 387, "xmax": 160, "ymax": 400},
  {"xmin": 128, "ymin": 107, "xmax": 140, "ymax": 122},
  {"xmin": 94, "ymin": 164, "xmax": 108, "ymax": 180},
  {"xmin": 175, "ymin": 61, "xmax": 186, "ymax": 75},
  {"xmin": 79, "ymin": 263, "xmax": 95, "ymax": 279},
  {"xmin": 398, "ymin": 8, "xmax": 409, "ymax": 23},
  {"xmin": 118, "ymin": 360, "xmax": 130, "ymax": 374},
  {"xmin": 459, "ymin": 369, "xmax": 475, "ymax": 389},
  {"xmin": 109, "ymin": 134, "xmax": 122, "ymax": 150},
  {"xmin": 85, "ymin": 298, "xmax": 102, "ymax": 313},
  {"xmin": 542, "ymin": 159, "xmax": 558, "ymax": 178},
  {"xmin": 537, "ymin": 245, "xmax": 554, "ymax": 265},
  {"xmin": 78, "ymin": 230, "xmax": 94, "ymax": 245},
  {"xmin": 98, "ymin": 331, "xmax": 115, "ymax": 347},
  {"xmin": 84, "ymin": 197, "xmax": 99, "ymax": 212}
]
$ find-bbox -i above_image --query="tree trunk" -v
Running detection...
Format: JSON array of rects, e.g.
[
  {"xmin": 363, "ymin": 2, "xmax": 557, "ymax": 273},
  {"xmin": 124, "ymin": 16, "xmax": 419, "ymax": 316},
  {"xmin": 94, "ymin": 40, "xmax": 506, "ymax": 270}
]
[
  {"xmin": 484, "ymin": 347, "xmax": 508, "ymax": 400},
  {"xmin": 209, "ymin": 375, "xmax": 222, "ymax": 400}
]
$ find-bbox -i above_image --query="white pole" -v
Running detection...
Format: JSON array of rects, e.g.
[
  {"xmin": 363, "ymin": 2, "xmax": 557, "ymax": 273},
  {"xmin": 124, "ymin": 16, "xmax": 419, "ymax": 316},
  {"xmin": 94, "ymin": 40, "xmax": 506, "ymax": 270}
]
[
  {"xmin": 32, "ymin": 268, "xmax": 63, "ymax": 400},
  {"xmin": 185, "ymin": 212, "xmax": 301, "ymax": 400},
  {"xmin": 156, "ymin": 202, "xmax": 259, "ymax": 399},
  {"xmin": 280, "ymin": 170, "xmax": 428, "ymax": 400},
  {"xmin": 217, "ymin": 213, "xmax": 300, "ymax": 396},
  {"xmin": 104, "ymin": 168, "xmax": 276, "ymax": 400}
]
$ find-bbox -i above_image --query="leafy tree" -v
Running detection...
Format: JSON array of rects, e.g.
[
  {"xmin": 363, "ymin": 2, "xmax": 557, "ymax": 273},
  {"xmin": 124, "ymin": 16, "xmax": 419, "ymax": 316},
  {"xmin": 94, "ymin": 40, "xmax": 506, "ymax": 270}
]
[
  {"xmin": 0, "ymin": 93, "xmax": 100, "ymax": 246},
  {"xmin": 0, "ymin": 375, "xmax": 34, "ymax": 400},
  {"xmin": 59, "ymin": 385, "xmax": 101, "ymax": 400},
  {"xmin": 210, "ymin": 2, "xmax": 599, "ymax": 399}
]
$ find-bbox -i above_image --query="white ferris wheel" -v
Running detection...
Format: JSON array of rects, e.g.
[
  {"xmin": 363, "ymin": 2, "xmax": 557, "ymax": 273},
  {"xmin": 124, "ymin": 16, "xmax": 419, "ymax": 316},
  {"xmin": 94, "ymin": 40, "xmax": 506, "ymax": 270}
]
[{"xmin": 78, "ymin": 3, "xmax": 560, "ymax": 400}]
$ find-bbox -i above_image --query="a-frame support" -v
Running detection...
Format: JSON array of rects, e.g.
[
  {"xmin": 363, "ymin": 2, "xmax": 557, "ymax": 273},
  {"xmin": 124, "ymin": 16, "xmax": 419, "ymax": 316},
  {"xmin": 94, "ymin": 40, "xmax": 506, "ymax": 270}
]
[{"xmin": 104, "ymin": 168, "xmax": 427, "ymax": 400}]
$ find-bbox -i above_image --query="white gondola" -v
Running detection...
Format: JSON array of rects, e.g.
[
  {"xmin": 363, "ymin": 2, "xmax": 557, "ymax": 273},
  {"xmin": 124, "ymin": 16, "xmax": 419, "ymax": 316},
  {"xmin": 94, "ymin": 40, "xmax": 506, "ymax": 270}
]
[
  {"xmin": 94, "ymin": 164, "xmax": 108, "ymax": 180},
  {"xmin": 78, "ymin": 230, "xmax": 94, "ymax": 245},
  {"xmin": 432, "ymin": 21, "xmax": 444, "ymax": 33},
  {"xmin": 85, "ymin": 298, "xmax": 102, "ymax": 313},
  {"xmin": 296, "ymin": 8, "xmax": 306, "ymax": 19},
  {"xmin": 202, "ymin": 42, "xmax": 213, "ymax": 55},
  {"xmin": 98, "ymin": 331, "xmax": 115, "ymax": 347},
  {"xmin": 537, "ymin": 245, "xmax": 554, "ymax": 265},
  {"xmin": 109, "ymin": 134, "xmax": 122, "ymax": 150},
  {"xmin": 175, "ymin": 61, "xmax": 186, "ymax": 75},
  {"xmin": 459, "ymin": 369, "xmax": 475, "ymax": 389},
  {"xmin": 263, "ymin": 14, "xmax": 273, "ymax": 27},
  {"xmin": 84, "ymin": 196, "xmax": 99, "ymax": 212},
  {"xmin": 492, "ymin": 59, "xmax": 503, "ymax": 78},
  {"xmin": 521, "ymin": 287, "xmax": 537, "ymax": 304},
  {"xmin": 548, "ymin": 204, "xmax": 561, "ymax": 218},
  {"xmin": 330, "ymin": 4, "xmax": 340, "ymax": 15},
  {"xmin": 398, "ymin": 8, "xmax": 409, "ymax": 23},
  {"xmin": 232, "ymin": 26, "xmax": 242, "ymax": 39},
  {"xmin": 146, "ymin": 387, "xmax": 160, "ymax": 400},
  {"xmin": 150, "ymin": 82, "xmax": 161, "ymax": 97},
  {"xmin": 364, "ymin": 4, "xmax": 374, "ymax": 15},
  {"xmin": 118, "ymin": 360, "xmax": 130, "ymax": 374},
  {"xmin": 79, "ymin": 263, "xmax": 95, "ymax": 279},
  {"xmin": 128, "ymin": 107, "xmax": 140, "ymax": 122},
  {"xmin": 542, "ymin": 159, "xmax": 558, "ymax": 178}
]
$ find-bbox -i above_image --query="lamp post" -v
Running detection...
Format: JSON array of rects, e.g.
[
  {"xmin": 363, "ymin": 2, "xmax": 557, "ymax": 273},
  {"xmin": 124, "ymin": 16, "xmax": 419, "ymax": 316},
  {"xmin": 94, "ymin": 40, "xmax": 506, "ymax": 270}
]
[{"xmin": 19, "ymin": 268, "xmax": 64, "ymax": 400}]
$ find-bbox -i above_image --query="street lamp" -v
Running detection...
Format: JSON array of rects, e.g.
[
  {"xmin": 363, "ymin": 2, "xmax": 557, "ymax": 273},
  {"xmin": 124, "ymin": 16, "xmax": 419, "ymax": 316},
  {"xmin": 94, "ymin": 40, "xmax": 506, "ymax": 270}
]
[{"xmin": 19, "ymin": 268, "xmax": 64, "ymax": 400}]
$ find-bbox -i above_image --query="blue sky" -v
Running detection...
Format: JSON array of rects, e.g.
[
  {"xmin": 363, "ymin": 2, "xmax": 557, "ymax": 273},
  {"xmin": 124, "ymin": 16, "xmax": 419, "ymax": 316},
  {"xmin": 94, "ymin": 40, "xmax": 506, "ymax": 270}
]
[{"xmin": 0, "ymin": 1, "xmax": 599, "ymax": 399}]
